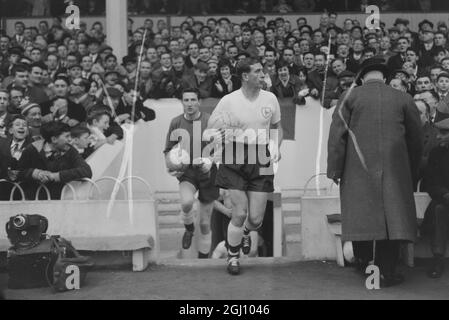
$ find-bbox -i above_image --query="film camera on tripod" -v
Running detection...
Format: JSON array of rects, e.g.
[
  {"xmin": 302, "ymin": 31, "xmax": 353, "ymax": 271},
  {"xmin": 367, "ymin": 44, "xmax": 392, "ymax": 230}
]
[{"xmin": 6, "ymin": 214, "xmax": 48, "ymax": 250}]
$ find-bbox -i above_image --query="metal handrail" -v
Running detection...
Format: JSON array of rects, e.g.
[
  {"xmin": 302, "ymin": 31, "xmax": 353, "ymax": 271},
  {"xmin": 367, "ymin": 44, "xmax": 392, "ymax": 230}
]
[
  {"xmin": 0, "ymin": 179, "xmax": 26, "ymax": 201},
  {"xmin": 3, "ymin": 176, "xmax": 156, "ymax": 202},
  {"xmin": 417, "ymin": 180, "xmax": 424, "ymax": 193},
  {"xmin": 120, "ymin": 176, "xmax": 155, "ymax": 199},
  {"xmin": 302, "ymin": 173, "xmax": 328, "ymax": 195},
  {"xmin": 95, "ymin": 176, "xmax": 128, "ymax": 200},
  {"xmin": 60, "ymin": 183, "xmax": 78, "ymax": 201},
  {"xmin": 35, "ymin": 184, "xmax": 52, "ymax": 201},
  {"xmin": 80, "ymin": 178, "xmax": 102, "ymax": 200}
]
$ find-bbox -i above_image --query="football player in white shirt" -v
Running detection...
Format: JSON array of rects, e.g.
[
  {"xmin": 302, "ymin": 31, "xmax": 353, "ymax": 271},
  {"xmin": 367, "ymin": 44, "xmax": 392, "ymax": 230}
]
[{"xmin": 208, "ymin": 58, "xmax": 283, "ymax": 275}]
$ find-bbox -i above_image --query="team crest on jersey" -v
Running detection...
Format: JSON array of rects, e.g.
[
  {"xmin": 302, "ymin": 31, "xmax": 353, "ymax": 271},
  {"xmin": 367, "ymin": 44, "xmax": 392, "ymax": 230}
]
[{"xmin": 261, "ymin": 107, "xmax": 272, "ymax": 119}]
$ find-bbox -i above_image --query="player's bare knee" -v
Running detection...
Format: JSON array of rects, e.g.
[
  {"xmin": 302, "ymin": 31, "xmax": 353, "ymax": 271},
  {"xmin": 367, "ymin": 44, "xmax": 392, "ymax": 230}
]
[
  {"xmin": 181, "ymin": 200, "xmax": 194, "ymax": 213},
  {"xmin": 199, "ymin": 223, "xmax": 210, "ymax": 235},
  {"xmin": 249, "ymin": 216, "xmax": 264, "ymax": 229},
  {"xmin": 232, "ymin": 211, "xmax": 247, "ymax": 226},
  {"xmin": 235, "ymin": 206, "xmax": 247, "ymax": 218}
]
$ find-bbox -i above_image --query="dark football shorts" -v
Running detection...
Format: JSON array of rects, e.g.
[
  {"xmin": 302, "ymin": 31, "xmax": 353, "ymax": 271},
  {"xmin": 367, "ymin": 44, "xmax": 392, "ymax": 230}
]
[
  {"xmin": 178, "ymin": 164, "xmax": 220, "ymax": 203},
  {"xmin": 215, "ymin": 142, "xmax": 275, "ymax": 193}
]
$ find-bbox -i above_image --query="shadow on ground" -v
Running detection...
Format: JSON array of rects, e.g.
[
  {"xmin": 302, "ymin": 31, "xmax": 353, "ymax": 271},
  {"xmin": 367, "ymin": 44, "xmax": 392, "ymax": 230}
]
[{"xmin": 1, "ymin": 260, "xmax": 448, "ymax": 300}]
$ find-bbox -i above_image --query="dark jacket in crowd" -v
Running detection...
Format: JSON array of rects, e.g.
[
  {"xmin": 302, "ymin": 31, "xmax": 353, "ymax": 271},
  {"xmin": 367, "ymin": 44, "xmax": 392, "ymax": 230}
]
[
  {"xmin": 424, "ymin": 144, "xmax": 449, "ymax": 203},
  {"xmin": 307, "ymin": 70, "xmax": 339, "ymax": 105},
  {"xmin": 150, "ymin": 71, "xmax": 183, "ymax": 99},
  {"xmin": 387, "ymin": 53, "xmax": 406, "ymax": 72},
  {"xmin": 41, "ymin": 98, "xmax": 87, "ymax": 123},
  {"xmin": 211, "ymin": 75, "xmax": 241, "ymax": 98},
  {"xmin": 345, "ymin": 54, "xmax": 363, "ymax": 73},
  {"xmin": 28, "ymin": 85, "xmax": 50, "ymax": 105},
  {"xmin": 116, "ymin": 98, "xmax": 156, "ymax": 122},
  {"xmin": 0, "ymin": 136, "xmax": 32, "ymax": 175},
  {"xmin": 421, "ymin": 144, "xmax": 449, "ymax": 235},
  {"xmin": 18, "ymin": 140, "xmax": 93, "ymax": 200},
  {"xmin": 270, "ymin": 75, "xmax": 305, "ymax": 105},
  {"xmin": 418, "ymin": 44, "xmax": 441, "ymax": 69},
  {"xmin": 0, "ymin": 136, "xmax": 32, "ymax": 200},
  {"xmin": 181, "ymin": 74, "xmax": 213, "ymax": 99},
  {"xmin": 419, "ymin": 122, "xmax": 439, "ymax": 183}
]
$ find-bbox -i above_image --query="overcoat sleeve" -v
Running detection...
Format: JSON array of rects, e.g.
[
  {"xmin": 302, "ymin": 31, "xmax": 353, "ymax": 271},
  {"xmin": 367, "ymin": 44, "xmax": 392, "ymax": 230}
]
[
  {"xmin": 403, "ymin": 96, "xmax": 424, "ymax": 185},
  {"xmin": 327, "ymin": 90, "xmax": 352, "ymax": 181}
]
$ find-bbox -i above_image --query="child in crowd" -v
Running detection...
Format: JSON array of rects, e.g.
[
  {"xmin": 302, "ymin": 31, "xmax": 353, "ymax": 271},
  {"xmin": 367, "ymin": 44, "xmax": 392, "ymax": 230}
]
[
  {"xmin": 70, "ymin": 125, "xmax": 94, "ymax": 159},
  {"xmin": 86, "ymin": 108, "xmax": 117, "ymax": 150}
]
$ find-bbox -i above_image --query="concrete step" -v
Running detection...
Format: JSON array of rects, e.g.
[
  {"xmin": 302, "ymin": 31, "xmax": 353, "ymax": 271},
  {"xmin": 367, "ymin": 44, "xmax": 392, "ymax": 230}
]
[
  {"xmin": 286, "ymin": 233, "xmax": 301, "ymax": 243},
  {"xmin": 282, "ymin": 197, "xmax": 301, "ymax": 204},
  {"xmin": 157, "ymin": 203, "xmax": 180, "ymax": 213},
  {"xmin": 159, "ymin": 228, "xmax": 183, "ymax": 251},
  {"xmin": 156, "ymin": 195, "xmax": 304, "ymax": 258},
  {"xmin": 284, "ymin": 216, "xmax": 301, "ymax": 225},
  {"xmin": 286, "ymin": 242, "xmax": 302, "ymax": 258},
  {"xmin": 158, "ymin": 214, "xmax": 182, "ymax": 226},
  {"xmin": 158, "ymin": 201, "xmax": 301, "ymax": 213},
  {"xmin": 158, "ymin": 214, "xmax": 301, "ymax": 229},
  {"xmin": 155, "ymin": 190, "xmax": 304, "ymax": 202}
]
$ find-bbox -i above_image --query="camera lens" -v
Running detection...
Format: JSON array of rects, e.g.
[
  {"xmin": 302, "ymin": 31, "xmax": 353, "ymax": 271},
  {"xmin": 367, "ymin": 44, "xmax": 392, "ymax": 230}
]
[{"xmin": 13, "ymin": 215, "xmax": 26, "ymax": 229}]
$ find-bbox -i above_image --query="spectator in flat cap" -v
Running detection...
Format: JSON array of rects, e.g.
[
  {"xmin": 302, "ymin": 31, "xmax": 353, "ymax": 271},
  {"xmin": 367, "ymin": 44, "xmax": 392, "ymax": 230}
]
[
  {"xmin": 394, "ymin": 18, "xmax": 409, "ymax": 27},
  {"xmin": 67, "ymin": 63, "xmax": 83, "ymax": 81},
  {"xmin": 419, "ymin": 19, "xmax": 434, "ymax": 32},
  {"xmin": 20, "ymin": 101, "xmax": 42, "ymax": 142},
  {"xmin": 325, "ymin": 70, "xmax": 355, "ymax": 109}
]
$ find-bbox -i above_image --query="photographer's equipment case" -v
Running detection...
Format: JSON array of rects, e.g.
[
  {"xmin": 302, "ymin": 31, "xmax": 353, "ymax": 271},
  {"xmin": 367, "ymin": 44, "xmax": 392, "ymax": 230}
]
[{"xmin": 6, "ymin": 214, "xmax": 94, "ymax": 291}]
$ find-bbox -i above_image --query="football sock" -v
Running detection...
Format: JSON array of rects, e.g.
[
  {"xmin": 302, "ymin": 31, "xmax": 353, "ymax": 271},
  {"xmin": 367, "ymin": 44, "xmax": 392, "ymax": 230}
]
[
  {"xmin": 198, "ymin": 232, "xmax": 211, "ymax": 256},
  {"xmin": 182, "ymin": 208, "xmax": 195, "ymax": 227},
  {"xmin": 227, "ymin": 222, "xmax": 244, "ymax": 255}
]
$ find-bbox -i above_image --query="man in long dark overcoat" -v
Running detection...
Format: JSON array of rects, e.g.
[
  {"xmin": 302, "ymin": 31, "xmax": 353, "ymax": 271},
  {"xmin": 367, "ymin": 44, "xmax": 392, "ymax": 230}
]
[{"xmin": 327, "ymin": 57, "xmax": 423, "ymax": 287}]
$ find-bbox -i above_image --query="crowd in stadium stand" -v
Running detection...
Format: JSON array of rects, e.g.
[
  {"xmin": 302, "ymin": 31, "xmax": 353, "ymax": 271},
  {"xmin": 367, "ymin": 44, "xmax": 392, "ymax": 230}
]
[{"xmin": 0, "ymin": 9, "xmax": 449, "ymax": 200}]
